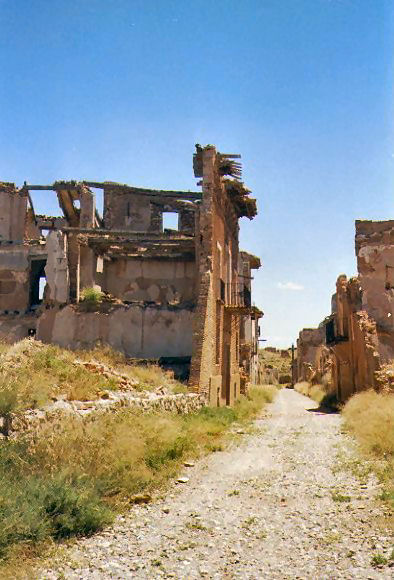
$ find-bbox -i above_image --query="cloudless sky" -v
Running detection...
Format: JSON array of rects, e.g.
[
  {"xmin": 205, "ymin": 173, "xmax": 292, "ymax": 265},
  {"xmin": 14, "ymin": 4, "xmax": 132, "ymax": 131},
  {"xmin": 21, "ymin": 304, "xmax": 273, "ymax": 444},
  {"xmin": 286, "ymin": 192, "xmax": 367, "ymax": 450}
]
[{"xmin": 0, "ymin": 0, "xmax": 393, "ymax": 347}]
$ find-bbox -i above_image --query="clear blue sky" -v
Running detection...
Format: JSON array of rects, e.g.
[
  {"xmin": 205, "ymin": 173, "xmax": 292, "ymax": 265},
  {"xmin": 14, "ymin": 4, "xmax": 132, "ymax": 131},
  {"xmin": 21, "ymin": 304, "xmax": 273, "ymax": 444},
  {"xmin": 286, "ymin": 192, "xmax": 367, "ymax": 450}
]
[{"xmin": 1, "ymin": 0, "xmax": 393, "ymax": 347}]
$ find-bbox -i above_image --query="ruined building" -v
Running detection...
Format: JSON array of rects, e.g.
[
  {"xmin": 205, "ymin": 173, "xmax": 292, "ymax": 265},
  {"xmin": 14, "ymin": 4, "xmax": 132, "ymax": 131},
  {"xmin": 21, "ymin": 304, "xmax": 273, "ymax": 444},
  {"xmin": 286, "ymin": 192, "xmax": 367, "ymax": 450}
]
[
  {"xmin": 297, "ymin": 219, "xmax": 394, "ymax": 401},
  {"xmin": 0, "ymin": 145, "xmax": 262, "ymax": 406}
]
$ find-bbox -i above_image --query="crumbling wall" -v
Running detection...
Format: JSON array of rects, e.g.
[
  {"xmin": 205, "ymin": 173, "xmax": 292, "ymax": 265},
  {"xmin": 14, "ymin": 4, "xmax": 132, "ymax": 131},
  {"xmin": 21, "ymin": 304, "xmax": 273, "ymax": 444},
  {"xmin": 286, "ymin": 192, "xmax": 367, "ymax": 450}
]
[
  {"xmin": 104, "ymin": 188, "xmax": 152, "ymax": 231},
  {"xmin": 0, "ymin": 146, "xmax": 260, "ymax": 408},
  {"xmin": 103, "ymin": 259, "xmax": 195, "ymax": 304},
  {"xmin": 0, "ymin": 246, "xmax": 33, "ymax": 312},
  {"xmin": 37, "ymin": 304, "xmax": 193, "ymax": 358},
  {"xmin": 296, "ymin": 327, "xmax": 325, "ymax": 382},
  {"xmin": 356, "ymin": 220, "xmax": 394, "ymax": 359},
  {"xmin": 189, "ymin": 145, "xmax": 257, "ymax": 405},
  {"xmin": 45, "ymin": 231, "xmax": 69, "ymax": 304},
  {"xmin": 324, "ymin": 275, "xmax": 381, "ymax": 401},
  {"xmin": 0, "ymin": 183, "xmax": 27, "ymax": 242}
]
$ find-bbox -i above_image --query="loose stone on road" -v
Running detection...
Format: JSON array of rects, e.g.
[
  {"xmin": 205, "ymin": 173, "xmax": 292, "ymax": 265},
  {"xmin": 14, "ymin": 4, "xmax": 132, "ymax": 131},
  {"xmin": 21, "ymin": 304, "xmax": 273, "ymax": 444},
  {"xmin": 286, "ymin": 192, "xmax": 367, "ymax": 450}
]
[{"xmin": 41, "ymin": 389, "xmax": 393, "ymax": 579}]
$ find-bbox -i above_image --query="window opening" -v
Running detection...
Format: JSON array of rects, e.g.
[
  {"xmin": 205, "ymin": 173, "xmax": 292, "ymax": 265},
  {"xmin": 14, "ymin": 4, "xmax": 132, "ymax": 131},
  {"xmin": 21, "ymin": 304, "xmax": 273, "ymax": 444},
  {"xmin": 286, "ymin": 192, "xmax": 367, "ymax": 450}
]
[
  {"xmin": 30, "ymin": 259, "xmax": 47, "ymax": 307},
  {"xmin": 89, "ymin": 188, "xmax": 104, "ymax": 222},
  {"xmin": 163, "ymin": 212, "xmax": 179, "ymax": 231},
  {"xmin": 28, "ymin": 191, "xmax": 63, "ymax": 217}
]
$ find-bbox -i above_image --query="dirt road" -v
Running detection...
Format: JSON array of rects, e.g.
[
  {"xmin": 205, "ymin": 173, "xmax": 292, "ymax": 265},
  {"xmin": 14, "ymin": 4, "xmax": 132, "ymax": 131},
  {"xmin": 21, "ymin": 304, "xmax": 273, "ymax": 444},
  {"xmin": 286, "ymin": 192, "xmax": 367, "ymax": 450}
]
[{"xmin": 41, "ymin": 389, "xmax": 393, "ymax": 579}]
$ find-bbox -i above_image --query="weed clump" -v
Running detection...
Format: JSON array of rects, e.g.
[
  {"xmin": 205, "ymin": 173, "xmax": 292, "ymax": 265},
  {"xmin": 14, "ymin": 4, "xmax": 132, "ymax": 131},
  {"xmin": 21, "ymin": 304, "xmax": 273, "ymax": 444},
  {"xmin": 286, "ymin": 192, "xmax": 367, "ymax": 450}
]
[{"xmin": 80, "ymin": 287, "xmax": 104, "ymax": 305}]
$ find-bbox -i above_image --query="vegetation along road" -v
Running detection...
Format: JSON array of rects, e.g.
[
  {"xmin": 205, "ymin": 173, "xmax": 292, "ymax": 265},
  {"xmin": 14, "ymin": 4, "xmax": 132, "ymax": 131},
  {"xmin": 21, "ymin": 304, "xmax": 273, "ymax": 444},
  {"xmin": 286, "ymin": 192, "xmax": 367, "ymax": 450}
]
[{"xmin": 41, "ymin": 389, "xmax": 393, "ymax": 579}]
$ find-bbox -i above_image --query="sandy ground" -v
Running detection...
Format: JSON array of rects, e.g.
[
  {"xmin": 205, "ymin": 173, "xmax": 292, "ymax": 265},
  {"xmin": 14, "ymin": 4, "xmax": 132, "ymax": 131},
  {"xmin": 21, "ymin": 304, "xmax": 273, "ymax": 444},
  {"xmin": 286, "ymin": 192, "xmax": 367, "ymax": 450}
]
[{"xmin": 40, "ymin": 389, "xmax": 393, "ymax": 579}]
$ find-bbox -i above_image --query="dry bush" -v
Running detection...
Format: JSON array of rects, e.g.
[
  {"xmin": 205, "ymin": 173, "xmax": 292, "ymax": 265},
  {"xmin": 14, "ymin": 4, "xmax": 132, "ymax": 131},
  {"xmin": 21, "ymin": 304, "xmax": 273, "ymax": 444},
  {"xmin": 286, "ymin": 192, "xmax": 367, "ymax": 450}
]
[
  {"xmin": 259, "ymin": 348, "xmax": 292, "ymax": 376},
  {"xmin": 342, "ymin": 390, "xmax": 394, "ymax": 506},
  {"xmin": 342, "ymin": 391, "xmax": 394, "ymax": 458},
  {"xmin": 294, "ymin": 381, "xmax": 310, "ymax": 397},
  {"xmin": 0, "ymin": 340, "xmax": 10, "ymax": 357},
  {"xmin": 295, "ymin": 381, "xmax": 336, "ymax": 408},
  {"xmin": 234, "ymin": 385, "xmax": 277, "ymax": 422}
]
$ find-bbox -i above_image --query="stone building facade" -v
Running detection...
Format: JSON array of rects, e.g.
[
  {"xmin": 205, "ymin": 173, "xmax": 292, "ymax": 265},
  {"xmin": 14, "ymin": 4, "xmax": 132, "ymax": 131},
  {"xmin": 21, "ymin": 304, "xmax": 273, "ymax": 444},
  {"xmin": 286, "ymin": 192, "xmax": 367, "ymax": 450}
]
[
  {"xmin": 297, "ymin": 219, "xmax": 394, "ymax": 401},
  {"xmin": 0, "ymin": 145, "xmax": 262, "ymax": 405}
]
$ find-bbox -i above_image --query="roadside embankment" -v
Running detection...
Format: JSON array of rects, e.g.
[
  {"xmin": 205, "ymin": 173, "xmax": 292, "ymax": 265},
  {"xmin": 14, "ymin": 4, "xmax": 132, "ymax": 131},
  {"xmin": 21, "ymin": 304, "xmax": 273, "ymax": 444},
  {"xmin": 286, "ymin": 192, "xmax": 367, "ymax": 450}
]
[
  {"xmin": 0, "ymin": 341, "xmax": 276, "ymax": 572},
  {"xmin": 342, "ymin": 390, "xmax": 394, "ymax": 507}
]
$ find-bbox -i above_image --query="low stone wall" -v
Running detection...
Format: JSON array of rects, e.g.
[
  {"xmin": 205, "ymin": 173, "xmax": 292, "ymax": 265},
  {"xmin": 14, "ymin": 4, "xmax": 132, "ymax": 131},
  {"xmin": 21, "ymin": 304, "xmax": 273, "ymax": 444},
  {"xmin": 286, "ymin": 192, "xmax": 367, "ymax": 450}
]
[{"xmin": 3, "ymin": 390, "xmax": 207, "ymax": 436}]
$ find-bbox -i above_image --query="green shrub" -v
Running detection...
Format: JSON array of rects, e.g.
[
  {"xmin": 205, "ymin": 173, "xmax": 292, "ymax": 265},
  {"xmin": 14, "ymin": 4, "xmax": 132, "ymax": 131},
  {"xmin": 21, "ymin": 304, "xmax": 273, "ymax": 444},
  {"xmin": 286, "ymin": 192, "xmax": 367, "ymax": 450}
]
[
  {"xmin": 41, "ymin": 474, "xmax": 113, "ymax": 539},
  {"xmin": 80, "ymin": 287, "xmax": 103, "ymax": 304},
  {"xmin": 0, "ymin": 472, "xmax": 112, "ymax": 559}
]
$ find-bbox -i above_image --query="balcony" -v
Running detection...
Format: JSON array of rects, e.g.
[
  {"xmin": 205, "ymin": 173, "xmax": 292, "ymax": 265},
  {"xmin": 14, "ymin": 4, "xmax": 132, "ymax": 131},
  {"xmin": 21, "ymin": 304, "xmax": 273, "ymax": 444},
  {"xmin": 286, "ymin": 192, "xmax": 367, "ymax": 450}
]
[{"xmin": 219, "ymin": 281, "xmax": 261, "ymax": 316}]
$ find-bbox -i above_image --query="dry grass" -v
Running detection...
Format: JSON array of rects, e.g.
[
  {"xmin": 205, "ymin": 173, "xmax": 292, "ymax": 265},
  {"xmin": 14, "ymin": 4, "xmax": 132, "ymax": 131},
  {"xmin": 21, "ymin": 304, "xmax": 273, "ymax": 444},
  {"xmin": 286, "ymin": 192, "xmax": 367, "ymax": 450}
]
[
  {"xmin": 295, "ymin": 381, "xmax": 326, "ymax": 404},
  {"xmin": 294, "ymin": 380, "xmax": 337, "ymax": 409},
  {"xmin": 259, "ymin": 348, "xmax": 293, "ymax": 385},
  {"xmin": 0, "ymin": 341, "xmax": 119, "ymax": 413},
  {"xmin": 74, "ymin": 345, "xmax": 185, "ymax": 393},
  {"xmin": 342, "ymin": 390, "xmax": 394, "ymax": 506},
  {"xmin": 0, "ymin": 341, "xmax": 9, "ymax": 357},
  {"xmin": 260, "ymin": 348, "xmax": 292, "ymax": 371},
  {"xmin": 0, "ymin": 384, "xmax": 277, "ymax": 568},
  {"xmin": 0, "ymin": 341, "xmax": 186, "ymax": 419}
]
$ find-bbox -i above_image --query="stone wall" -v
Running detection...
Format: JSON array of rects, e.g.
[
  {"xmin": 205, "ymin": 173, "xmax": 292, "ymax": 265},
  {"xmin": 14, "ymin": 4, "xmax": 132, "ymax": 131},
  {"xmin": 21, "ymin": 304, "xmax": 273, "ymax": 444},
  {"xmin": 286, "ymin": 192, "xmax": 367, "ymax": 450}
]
[
  {"xmin": 0, "ymin": 313, "xmax": 38, "ymax": 342},
  {"xmin": 4, "ymin": 391, "xmax": 207, "ymax": 436},
  {"xmin": 356, "ymin": 220, "xmax": 394, "ymax": 346},
  {"xmin": 37, "ymin": 303, "xmax": 194, "ymax": 358},
  {"xmin": 296, "ymin": 327, "xmax": 325, "ymax": 382},
  {"xmin": 0, "ymin": 244, "xmax": 47, "ymax": 313},
  {"xmin": 103, "ymin": 258, "xmax": 196, "ymax": 304},
  {"xmin": 0, "ymin": 183, "xmax": 27, "ymax": 242}
]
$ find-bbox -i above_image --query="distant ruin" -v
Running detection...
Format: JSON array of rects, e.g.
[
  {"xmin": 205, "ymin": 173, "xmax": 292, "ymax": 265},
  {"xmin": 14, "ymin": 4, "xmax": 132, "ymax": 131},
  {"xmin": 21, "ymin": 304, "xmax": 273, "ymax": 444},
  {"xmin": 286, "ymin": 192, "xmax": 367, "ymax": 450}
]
[
  {"xmin": 0, "ymin": 145, "xmax": 262, "ymax": 406},
  {"xmin": 297, "ymin": 219, "xmax": 394, "ymax": 401}
]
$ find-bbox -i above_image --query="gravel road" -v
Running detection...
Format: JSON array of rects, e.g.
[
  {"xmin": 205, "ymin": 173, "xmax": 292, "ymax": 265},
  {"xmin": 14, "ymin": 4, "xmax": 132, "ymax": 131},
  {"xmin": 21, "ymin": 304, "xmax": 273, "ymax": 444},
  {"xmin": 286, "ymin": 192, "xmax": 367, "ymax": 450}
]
[{"xmin": 40, "ymin": 389, "xmax": 393, "ymax": 579}]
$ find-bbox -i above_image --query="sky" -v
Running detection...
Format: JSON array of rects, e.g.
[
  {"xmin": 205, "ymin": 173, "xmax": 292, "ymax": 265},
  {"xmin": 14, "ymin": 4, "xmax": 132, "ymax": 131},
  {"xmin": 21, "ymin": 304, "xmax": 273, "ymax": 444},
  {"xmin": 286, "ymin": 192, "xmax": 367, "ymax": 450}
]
[{"xmin": 0, "ymin": 0, "xmax": 393, "ymax": 347}]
